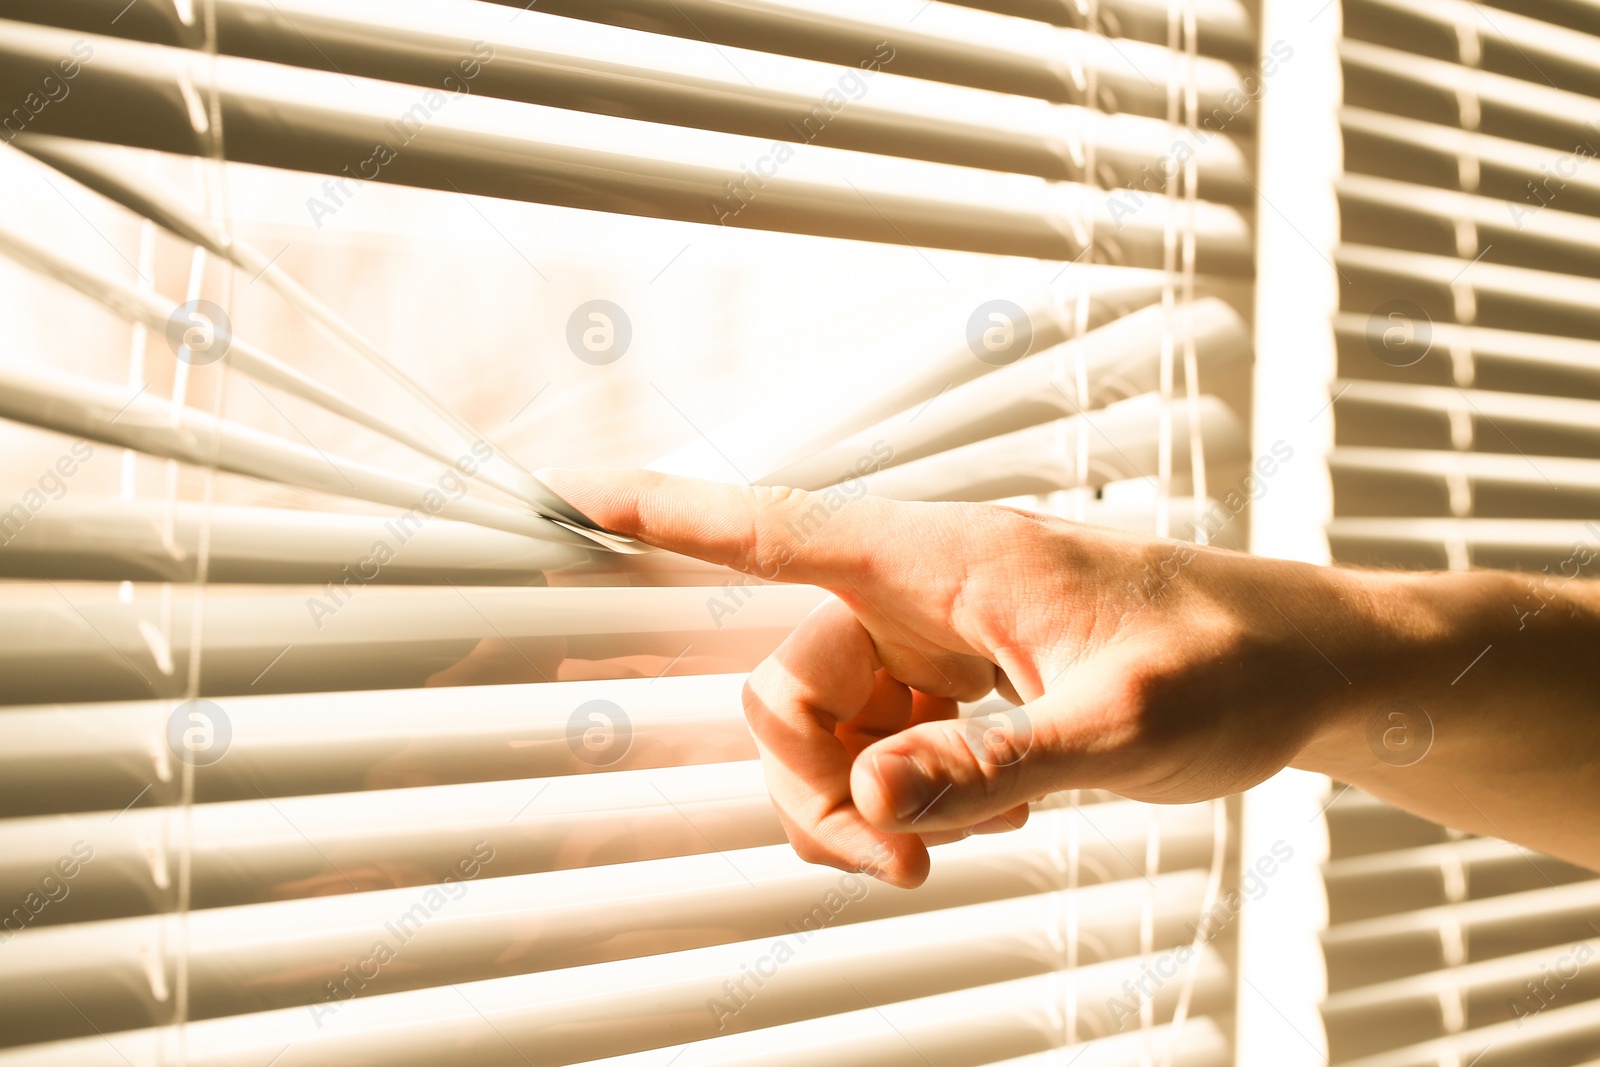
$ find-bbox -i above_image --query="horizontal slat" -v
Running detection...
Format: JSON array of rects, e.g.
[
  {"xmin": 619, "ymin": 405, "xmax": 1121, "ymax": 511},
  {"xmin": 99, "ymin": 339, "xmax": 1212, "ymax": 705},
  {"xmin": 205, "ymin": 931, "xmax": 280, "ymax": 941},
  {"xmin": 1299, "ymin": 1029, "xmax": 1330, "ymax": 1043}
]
[
  {"xmin": 0, "ymin": 21, "xmax": 1255, "ymax": 271},
  {"xmin": 764, "ymin": 297, "xmax": 1250, "ymax": 489},
  {"xmin": 1338, "ymin": 173, "xmax": 1600, "ymax": 275},
  {"xmin": 943, "ymin": 0, "xmax": 1254, "ymax": 56},
  {"xmin": 0, "ymin": 674, "xmax": 756, "ymax": 816},
  {"xmin": 1337, "ymin": 371, "xmax": 1600, "ymax": 428},
  {"xmin": 0, "ymin": 954, "xmax": 1228, "ymax": 1067},
  {"xmin": 1333, "ymin": 378, "xmax": 1600, "ymax": 456},
  {"xmin": 0, "ymin": 773, "xmax": 1213, "ymax": 922},
  {"xmin": 556, "ymin": 975, "xmax": 1225, "ymax": 1067},
  {"xmin": 1475, "ymin": 0, "xmax": 1600, "ymax": 38},
  {"xmin": 0, "ymin": 581, "xmax": 824, "ymax": 704},
  {"xmin": 1336, "ymin": 997, "xmax": 1600, "ymax": 1067},
  {"xmin": 7, "ymin": 1, "xmax": 1252, "ymax": 195},
  {"xmin": 1324, "ymin": 788, "xmax": 1457, "ymax": 860},
  {"xmin": 979, "ymin": 1018, "xmax": 1232, "ymax": 1067},
  {"xmin": 0, "ymin": 870, "xmax": 1218, "ymax": 1047},
  {"xmin": 1323, "ymin": 836, "xmax": 1597, "ymax": 924},
  {"xmin": 858, "ymin": 393, "xmax": 1247, "ymax": 502},
  {"xmin": 0, "ymin": 761, "xmax": 776, "ymax": 921},
  {"xmin": 490, "ymin": 0, "xmax": 1252, "ymax": 117},
  {"xmin": 1340, "ymin": 107, "xmax": 1600, "ymax": 206},
  {"xmin": 1322, "ymin": 936, "xmax": 1600, "ymax": 1061},
  {"xmin": 1331, "ymin": 446, "xmax": 1600, "ymax": 493},
  {"xmin": 1328, "ymin": 517, "xmax": 1600, "ymax": 555},
  {"xmin": 1350, "ymin": 0, "xmax": 1600, "ymax": 93},
  {"xmin": 1322, "ymin": 880, "xmax": 1600, "ymax": 991},
  {"xmin": 1333, "ymin": 313, "xmax": 1600, "ymax": 384},
  {"xmin": 1341, "ymin": 37, "xmax": 1600, "ymax": 147},
  {"xmin": 1337, "ymin": 246, "xmax": 1600, "ymax": 330},
  {"xmin": 1330, "ymin": 446, "xmax": 1600, "ymax": 523}
]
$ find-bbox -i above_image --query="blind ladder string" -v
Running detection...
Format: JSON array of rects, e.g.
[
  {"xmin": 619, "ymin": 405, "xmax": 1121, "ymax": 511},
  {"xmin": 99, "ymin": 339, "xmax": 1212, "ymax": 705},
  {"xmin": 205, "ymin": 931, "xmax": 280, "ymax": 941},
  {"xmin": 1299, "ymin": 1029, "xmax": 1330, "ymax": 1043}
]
[
  {"xmin": 166, "ymin": 1, "xmax": 234, "ymax": 1063},
  {"xmin": 1063, "ymin": 0, "xmax": 1101, "ymax": 1047}
]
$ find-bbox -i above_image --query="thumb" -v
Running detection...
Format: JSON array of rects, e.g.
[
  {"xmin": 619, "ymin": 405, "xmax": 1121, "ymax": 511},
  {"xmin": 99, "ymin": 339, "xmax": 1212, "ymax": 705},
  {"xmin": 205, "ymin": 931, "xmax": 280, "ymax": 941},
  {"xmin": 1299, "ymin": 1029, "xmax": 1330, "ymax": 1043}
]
[
  {"xmin": 535, "ymin": 467, "xmax": 893, "ymax": 587},
  {"xmin": 850, "ymin": 677, "xmax": 1127, "ymax": 833}
]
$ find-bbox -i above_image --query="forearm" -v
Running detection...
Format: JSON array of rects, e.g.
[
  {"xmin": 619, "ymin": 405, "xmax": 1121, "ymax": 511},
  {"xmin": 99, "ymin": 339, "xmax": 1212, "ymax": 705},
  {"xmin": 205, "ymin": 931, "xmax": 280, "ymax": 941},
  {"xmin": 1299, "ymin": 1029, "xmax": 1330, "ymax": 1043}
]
[{"xmin": 1293, "ymin": 564, "xmax": 1600, "ymax": 868}]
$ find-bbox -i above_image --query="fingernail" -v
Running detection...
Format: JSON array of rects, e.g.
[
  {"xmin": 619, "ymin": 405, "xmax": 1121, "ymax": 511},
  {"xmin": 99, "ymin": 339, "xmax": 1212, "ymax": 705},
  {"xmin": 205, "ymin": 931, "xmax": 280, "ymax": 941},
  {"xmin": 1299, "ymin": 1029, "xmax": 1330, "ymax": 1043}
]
[{"xmin": 874, "ymin": 754, "xmax": 936, "ymax": 822}]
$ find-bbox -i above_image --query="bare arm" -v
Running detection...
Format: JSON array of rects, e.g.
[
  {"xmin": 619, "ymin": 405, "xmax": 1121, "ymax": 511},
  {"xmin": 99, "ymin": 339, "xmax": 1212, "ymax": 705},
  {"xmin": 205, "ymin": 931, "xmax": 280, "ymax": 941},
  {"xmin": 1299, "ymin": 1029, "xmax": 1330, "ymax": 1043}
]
[{"xmin": 539, "ymin": 468, "xmax": 1600, "ymax": 886}]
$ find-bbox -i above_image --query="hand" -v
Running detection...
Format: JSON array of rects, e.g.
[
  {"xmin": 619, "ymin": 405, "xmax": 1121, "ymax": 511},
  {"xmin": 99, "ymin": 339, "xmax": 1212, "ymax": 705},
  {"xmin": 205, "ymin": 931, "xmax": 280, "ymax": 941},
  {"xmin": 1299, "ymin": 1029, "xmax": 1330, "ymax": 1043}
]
[
  {"xmin": 535, "ymin": 468, "xmax": 1382, "ymax": 888},
  {"xmin": 536, "ymin": 469, "xmax": 1600, "ymax": 881}
]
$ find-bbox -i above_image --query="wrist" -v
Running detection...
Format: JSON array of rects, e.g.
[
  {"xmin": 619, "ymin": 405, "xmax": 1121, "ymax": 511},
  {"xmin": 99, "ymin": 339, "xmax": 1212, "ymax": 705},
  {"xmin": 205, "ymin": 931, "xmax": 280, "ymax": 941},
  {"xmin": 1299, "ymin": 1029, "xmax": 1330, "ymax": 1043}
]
[{"xmin": 1288, "ymin": 564, "xmax": 1473, "ymax": 778}]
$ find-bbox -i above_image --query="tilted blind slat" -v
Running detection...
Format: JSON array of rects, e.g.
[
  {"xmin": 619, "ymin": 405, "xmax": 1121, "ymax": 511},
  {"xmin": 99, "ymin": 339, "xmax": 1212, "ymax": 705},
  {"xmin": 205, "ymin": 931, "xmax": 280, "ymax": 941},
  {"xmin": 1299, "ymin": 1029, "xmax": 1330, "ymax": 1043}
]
[
  {"xmin": 0, "ymin": 21, "xmax": 1255, "ymax": 270},
  {"xmin": 0, "ymin": 965, "xmax": 1231, "ymax": 1067},
  {"xmin": 762, "ymin": 297, "xmax": 1250, "ymax": 490},
  {"xmin": 4, "ymin": 2, "xmax": 1252, "ymax": 195},
  {"xmin": 856, "ymin": 394, "xmax": 1247, "ymax": 503},
  {"xmin": 0, "ymin": 582, "xmax": 826, "ymax": 704},
  {"xmin": 0, "ymin": 878, "xmax": 1220, "ymax": 1049},
  {"xmin": 479, "ymin": 0, "xmax": 1250, "ymax": 117}
]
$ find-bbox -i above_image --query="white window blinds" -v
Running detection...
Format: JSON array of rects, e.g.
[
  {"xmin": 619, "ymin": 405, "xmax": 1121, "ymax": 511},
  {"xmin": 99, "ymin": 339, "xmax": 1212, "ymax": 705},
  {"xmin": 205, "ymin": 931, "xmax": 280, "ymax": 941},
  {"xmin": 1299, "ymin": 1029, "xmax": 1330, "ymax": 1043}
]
[
  {"xmin": 1317, "ymin": 0, "xmax": 1600, "ymax": 1063},
  {"xmin": 0, "ymin": 0, "xmax": 1258, "ymax": 1064}
]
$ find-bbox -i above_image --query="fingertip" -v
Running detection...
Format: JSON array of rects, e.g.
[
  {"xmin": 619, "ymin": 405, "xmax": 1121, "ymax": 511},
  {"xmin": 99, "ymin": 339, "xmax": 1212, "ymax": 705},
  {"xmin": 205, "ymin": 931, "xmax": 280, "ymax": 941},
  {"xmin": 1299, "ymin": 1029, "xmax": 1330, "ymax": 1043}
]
[
  {"xmin": 864, "ymin": 835, "xmax": 930, "ymax": 889},
  {"xmin": 534, "ymin": 467, "xmax": 647, "ymax": 532}
]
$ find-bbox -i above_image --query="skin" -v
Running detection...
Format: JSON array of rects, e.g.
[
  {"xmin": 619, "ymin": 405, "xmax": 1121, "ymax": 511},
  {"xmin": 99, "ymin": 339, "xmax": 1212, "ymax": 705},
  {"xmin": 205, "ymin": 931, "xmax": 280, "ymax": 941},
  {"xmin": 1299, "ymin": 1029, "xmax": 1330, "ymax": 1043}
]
[{"xmin": 538, "ymin": 468, "xmax": 1600, "ymax": 889}]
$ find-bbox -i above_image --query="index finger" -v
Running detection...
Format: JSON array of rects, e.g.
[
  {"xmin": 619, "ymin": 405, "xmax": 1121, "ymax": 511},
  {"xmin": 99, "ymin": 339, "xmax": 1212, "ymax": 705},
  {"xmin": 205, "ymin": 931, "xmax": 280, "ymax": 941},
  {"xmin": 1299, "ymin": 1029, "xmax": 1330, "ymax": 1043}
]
[{"xmin": 535, "ymin": 467, "xmax": 887, "ymax": 588}]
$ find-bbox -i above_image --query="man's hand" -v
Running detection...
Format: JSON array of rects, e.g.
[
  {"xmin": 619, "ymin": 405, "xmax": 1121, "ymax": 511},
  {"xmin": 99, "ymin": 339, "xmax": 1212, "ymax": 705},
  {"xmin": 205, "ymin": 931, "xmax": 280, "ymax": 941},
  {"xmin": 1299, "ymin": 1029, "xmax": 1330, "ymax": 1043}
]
[{"xmin": 536, "ymin": 469, "xmax": 1600, "ymax": 884}]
